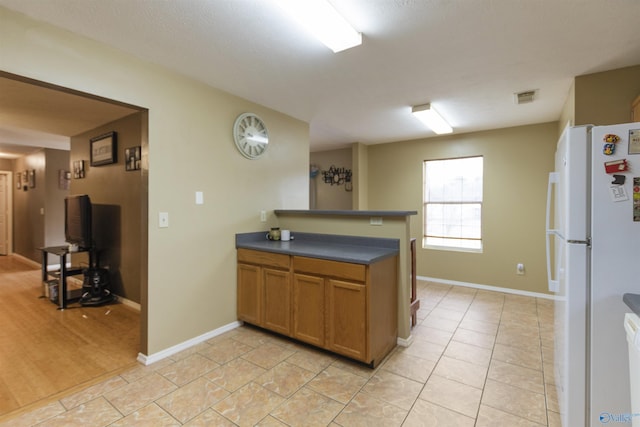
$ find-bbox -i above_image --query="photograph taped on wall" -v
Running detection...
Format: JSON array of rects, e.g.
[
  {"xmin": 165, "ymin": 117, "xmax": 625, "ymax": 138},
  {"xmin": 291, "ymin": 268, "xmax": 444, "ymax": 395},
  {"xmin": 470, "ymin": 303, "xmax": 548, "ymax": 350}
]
[
  {"xmin": 125, "ymin": 146, "xmax": 141, "ymax": 171},
  {"xmin": 90, "ymin": 131, "xmax": 117, "ymax": 166}
]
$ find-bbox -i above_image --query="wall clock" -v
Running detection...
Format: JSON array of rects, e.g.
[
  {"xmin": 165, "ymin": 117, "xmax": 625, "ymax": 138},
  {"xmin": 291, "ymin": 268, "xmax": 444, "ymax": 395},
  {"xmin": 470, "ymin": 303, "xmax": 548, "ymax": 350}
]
[{"xmin": 233, "ymin": 113, "xmax": 269, "ymax": 159}]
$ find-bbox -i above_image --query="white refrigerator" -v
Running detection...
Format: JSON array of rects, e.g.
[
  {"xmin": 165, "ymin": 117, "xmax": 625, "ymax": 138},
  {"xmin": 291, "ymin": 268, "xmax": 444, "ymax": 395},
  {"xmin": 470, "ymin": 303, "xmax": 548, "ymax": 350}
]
[{"xmin": 547, "ymin": 123, "xmax": 640, "ymax": 427}]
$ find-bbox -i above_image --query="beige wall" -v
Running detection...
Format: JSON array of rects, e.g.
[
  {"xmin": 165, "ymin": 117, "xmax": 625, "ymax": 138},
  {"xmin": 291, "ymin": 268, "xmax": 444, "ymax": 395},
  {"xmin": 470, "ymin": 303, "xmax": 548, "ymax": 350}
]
[
  {"xmin": 43, "ymin": 149, "xmax": 69, "ymax": 249},
  {"xmin": 352, "ymin": 143, "xmax": 369, "ymax": 210},
  {"xmin": 366, "ymin": 123, "xmax": 558, "ymax": 295},
  {"xmin": 0, "ymin": 7, "xmax": 309, "ymax": 355},
  {"xmin": 309, "ymin": 148, "xmax": 353, "ymax": 210},
  {"xmin": 574, "ymin": 65, "xmax": 640, "ymax": 126},
  {"xmin": 70, "ymin": 113, "xmax": 143, "ymax": 303},
  {"xmin": 13, "ymin": 151, "xmax": 45, "ymax": 261},
  {"xmin": 13, "ymin": 149, "xmax": 69, "ymax": 262},
  {"xmin": 0, "ymin": 159, "xmax": 13, "ymax": 170}
]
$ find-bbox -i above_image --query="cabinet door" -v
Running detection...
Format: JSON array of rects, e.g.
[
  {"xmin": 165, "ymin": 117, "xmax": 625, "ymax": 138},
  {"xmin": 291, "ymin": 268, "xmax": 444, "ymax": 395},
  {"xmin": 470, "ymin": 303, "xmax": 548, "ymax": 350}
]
[
  {"xmin": 237, "ymin": 263, "xmax": 261, "ymax": 325},
  {"xmin": 292, "ymin": 273, "xmax": 325, "ymax": 347},
  {"xmin": 327, "ymin": 279, "xmax": 367, "ymax": 361},
  {"xmin": 263, "ymin": 268, "xmax": 291, "ymax": 336}
]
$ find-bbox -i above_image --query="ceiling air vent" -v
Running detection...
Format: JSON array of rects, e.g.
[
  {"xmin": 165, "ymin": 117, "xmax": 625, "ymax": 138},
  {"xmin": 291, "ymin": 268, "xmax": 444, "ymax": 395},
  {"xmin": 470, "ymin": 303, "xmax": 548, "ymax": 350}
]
[{"xmin": 514, "ymin": 90, "xmax": 536, "ymax": 105}]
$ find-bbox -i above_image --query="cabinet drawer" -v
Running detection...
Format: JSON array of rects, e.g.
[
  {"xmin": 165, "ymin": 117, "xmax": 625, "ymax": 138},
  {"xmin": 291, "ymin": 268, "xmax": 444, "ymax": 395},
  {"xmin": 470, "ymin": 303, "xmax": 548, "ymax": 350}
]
[
  {"xmin": 293, "ymin": 256, "xmax": 366, "ymax": 282},
  {"xmin": 237, "ymin": 248, "xmax": 290, "ymax": 269}
]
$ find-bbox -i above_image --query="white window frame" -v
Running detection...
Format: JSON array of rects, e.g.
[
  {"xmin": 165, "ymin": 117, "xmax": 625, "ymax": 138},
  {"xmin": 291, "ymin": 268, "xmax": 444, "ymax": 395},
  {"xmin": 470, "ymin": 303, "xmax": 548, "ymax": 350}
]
[{"xmin": 423, "ymin": 156, "xmax": 483, "ymax": 252}]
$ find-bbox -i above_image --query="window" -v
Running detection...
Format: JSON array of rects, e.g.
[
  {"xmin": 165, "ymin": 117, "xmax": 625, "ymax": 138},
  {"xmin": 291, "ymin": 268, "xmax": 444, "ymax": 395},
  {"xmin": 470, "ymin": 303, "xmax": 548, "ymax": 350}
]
[{"xmin": 423, "ymin": 156, "xmax": 483, "ymax": 251}]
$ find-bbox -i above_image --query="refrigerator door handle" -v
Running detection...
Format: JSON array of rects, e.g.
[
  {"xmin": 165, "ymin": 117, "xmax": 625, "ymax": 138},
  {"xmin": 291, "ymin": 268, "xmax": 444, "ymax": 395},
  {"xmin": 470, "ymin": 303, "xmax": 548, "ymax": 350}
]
[
  {"xmin": 546, "ymin": 230, "xmax": 559, "ymax": 292},
  {"xmin": 546, "ymin": 172, "xmax": 559, "ymax": 234},
  {"xmin": 546, "ymin": 172, "xmax": 559, "ymax": 292}
]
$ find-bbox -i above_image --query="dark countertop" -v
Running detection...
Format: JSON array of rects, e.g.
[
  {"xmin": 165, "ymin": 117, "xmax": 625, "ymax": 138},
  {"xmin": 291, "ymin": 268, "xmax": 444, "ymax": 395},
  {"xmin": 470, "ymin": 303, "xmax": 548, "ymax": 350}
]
[
  {"xmin": 624, "ymin": 293, "xmax": 640, "ymax": 316},
  {"xmin": 274, "ymin": 209, "xmax": 417, "ymax": 217},
  {"xmin": 236, "ymin": 232, "xmax": 399, "ymax": 264}
]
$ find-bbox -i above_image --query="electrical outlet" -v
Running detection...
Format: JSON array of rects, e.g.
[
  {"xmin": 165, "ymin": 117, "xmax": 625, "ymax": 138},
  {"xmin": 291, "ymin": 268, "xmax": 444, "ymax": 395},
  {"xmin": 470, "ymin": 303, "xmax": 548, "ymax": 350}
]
[
  {"xmin": 370, "ymin": 217, "xmax": 383, "ymax": 226},
  {"xmin": 516, "ymin": 263, "xmax": 525, "ymax": 275}
]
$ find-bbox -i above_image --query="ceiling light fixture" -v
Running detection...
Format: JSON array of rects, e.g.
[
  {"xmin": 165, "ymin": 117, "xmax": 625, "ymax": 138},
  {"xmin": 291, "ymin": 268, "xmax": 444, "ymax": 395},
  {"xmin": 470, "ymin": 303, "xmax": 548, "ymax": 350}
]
[
  {"xmin": 411, "ymin": 103, "xmax": 453, "ymax": 134},
  {"xmin": 274, "ymin": 0, "xmax": 362, "ymax": 53}
]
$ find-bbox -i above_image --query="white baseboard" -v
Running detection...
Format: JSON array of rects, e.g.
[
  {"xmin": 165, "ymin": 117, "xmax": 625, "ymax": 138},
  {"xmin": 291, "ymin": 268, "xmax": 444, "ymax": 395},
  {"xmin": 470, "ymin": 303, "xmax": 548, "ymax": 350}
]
[
  {"xmin": 417, "ymin": 275, "xmax": 558, "ymax": 300},
  {"xmin": 137, "ymin": 321, "xmax": 242, "ymax": 366},
  {"xmin": 397, "ymin": 334, "xmax": 414, "ymax": 347}
]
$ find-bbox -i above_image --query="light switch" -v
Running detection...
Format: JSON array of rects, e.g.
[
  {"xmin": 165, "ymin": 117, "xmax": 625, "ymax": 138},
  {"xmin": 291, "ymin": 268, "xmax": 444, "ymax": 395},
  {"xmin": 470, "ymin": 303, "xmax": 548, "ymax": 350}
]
[
  {"xmin": 195, "ymin": 191, "xmax": 204, "ymax": 205},
  {"xmin": 159, "ymin": 212, "xmax": 169, "ymax": 228}
]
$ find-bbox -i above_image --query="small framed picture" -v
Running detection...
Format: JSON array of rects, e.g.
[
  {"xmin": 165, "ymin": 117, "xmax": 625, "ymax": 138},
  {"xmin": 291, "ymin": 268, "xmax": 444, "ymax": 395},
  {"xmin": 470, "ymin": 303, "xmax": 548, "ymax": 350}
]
[
  {"xmin": 28, "ymin": 170, "xmax": 36, "ymax": 188},
  {"xmin": 125, "ymin": 146, "xmax": 141, "ymax": 171},
  {"xmin": 73, "ymin": 160, "xmax": 85, "ymax": 179},
  {"xmin": 90, "ymin": 131, "xmax": 117, "ymax": 166}
]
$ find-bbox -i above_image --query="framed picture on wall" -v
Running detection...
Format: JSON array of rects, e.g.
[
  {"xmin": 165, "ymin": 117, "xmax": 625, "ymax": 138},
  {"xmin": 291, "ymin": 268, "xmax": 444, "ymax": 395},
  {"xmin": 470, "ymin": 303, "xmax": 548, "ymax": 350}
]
[
  {"xmin": 90, "ymin": 131, "xmax": 117, "ymax": 166},
  {"xmin": 73, "ymin": 160, "xmax": 85, "ymax": 179},
  {"xmin": 28, "ymin": 169, "xmax": 35, "ymax": 188},
  {"xmin": 125, "ymin": 146, "xmax": 141, "ymax": 171}
]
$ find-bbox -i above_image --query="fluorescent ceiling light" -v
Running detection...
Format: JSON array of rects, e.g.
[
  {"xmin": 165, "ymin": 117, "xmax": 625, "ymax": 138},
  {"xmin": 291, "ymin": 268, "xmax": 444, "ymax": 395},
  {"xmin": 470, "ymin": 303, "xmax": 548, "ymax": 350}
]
[
  {"xmin": 411, "ymin": 104, "xmax": 453, "ymax": 134},
  {"xmin": 275, "ymin": 0, "xmax": 362, "ymax": 53}
]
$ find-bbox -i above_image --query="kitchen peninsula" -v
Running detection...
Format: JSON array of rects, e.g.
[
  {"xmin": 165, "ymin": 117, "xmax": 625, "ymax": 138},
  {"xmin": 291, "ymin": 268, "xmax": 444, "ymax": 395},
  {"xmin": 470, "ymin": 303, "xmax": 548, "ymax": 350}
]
[{"xmin": 236, "ymin": 209, "xmax": 417, "ymax": 366}]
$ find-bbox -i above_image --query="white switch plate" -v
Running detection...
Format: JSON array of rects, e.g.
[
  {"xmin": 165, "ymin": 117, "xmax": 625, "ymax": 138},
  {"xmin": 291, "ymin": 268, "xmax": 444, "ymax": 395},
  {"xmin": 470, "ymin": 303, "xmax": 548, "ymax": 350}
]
[
  {"xmin": 159, "ymin": 212, "xmax": 169, "ymax": 228},
  {"xmin": 260, "ymin": 210, "xmax": 266, "ymax": 222},
  {"xmin": 195, "ymin": 191, "xmax": 204, "ymax": 205},
  {"xmin": 370, "ymin": 217, "xmax": 383, "ymax": 226}
]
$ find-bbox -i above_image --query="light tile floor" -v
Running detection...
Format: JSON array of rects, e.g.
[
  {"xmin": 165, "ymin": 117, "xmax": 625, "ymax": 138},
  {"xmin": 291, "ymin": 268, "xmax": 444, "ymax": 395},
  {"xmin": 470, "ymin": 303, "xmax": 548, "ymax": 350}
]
[{"xmin": 2, "ymin": 281, "xmax": 560, "ymax": 426}]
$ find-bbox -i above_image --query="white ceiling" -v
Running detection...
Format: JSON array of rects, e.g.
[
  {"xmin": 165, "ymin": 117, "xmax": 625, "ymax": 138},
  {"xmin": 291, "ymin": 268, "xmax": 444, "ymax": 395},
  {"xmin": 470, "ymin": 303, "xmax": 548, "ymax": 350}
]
[{"xmin": 1, "ymin": 0, "xmax": 640, "ymax": 153}]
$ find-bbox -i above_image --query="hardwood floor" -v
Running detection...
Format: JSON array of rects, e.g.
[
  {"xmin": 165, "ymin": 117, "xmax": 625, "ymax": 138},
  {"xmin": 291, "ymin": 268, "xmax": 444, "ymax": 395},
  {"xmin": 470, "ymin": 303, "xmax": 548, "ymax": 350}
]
[{"xmin": 0, "ymin": 254, "xmax": 140, "ymax": 418}]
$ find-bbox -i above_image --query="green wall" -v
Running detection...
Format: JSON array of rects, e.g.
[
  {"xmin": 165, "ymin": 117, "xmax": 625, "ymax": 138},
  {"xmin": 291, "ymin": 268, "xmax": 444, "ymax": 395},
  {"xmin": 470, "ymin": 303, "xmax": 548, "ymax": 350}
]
[{"xmin": 367, "ymin": 123, "xmax": 558, "ymax": 295}]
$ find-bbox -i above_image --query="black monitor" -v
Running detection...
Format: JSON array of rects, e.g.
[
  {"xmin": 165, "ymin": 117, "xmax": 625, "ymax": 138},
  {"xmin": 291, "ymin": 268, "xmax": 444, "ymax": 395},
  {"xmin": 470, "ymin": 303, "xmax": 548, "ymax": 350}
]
[{"xmin": 65, "ymin": 194, "xmax": 92, "ymax": 249}]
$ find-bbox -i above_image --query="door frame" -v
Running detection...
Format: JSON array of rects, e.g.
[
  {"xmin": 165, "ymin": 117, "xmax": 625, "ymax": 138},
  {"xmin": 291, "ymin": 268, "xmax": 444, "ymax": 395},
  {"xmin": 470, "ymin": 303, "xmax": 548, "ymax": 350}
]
[{"xmin": 0, "ymin": 170, "xmax": 13, "ymax": 255}]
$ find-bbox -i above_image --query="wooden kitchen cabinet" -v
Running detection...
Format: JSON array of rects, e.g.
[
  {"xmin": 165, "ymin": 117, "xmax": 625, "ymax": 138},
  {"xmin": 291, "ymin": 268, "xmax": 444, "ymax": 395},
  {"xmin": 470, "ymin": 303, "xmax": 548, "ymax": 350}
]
[
  {"xmin": 292, "ymin": 273, "xmax": 325, "ymax": 347},
  {"xmin": 292, "ymin": 255, "xmax": 397, "ymax": 367},
  {"xmin": 237, "ymin": 262, "xmax": 261, "ymax": 325},
  {"xmin": 237, "ymin": 248, "xmax": 397, "ymax": 367},
  {"xmin": 327, "ymin": 278, "xmax": 367, "ymax": 360},
  {"xmin": 237, "ymin": 249, "xmax": 292, "ymax": 335},
  {"xmin": 263, "ymin": 268, "xmax": 291, "ymax": 335}
]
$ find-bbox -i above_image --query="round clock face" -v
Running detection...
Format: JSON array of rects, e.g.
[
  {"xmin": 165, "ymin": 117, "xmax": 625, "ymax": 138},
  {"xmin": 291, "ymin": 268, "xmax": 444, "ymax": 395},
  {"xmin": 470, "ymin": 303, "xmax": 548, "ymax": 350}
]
[{"xmin": 233, "ymin": 113, "xmax": 269, "ymax": 159}]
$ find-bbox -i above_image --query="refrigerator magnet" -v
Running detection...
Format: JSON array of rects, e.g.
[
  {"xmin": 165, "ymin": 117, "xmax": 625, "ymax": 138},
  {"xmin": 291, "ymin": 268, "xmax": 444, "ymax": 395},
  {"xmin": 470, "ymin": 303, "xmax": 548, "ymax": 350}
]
[
  {"xmin": 603, "ymin": 134, "xmax": 621, "ymax": 143},
  {"xmin": 629, "ymin": 129, "xmax": 640, "ymax": 154},
  {"xmin": 609, "ymin": 185, "xmax": 628, "ymax": 202},
  {"xmin": 603, "ymin": 143, "xmax": 616, "ymax": 155},
  {"xmin": 612, "ymin": 174, "xmax": 626, "ymax": 185},
  {"xmin": 604, "ymin": 159, "xmax": 629, "ymax": 174}
]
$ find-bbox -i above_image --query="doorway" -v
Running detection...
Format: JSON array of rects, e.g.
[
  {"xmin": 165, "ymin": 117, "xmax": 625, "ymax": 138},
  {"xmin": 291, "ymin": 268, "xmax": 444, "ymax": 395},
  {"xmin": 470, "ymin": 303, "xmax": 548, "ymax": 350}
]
[
  {"xmin": 0, "ymin": 171, "xmax": 11, "ymax": 255},
  {"xmin": 0, "ymin": 72, "xmax": 149, "ymax": 415}
]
